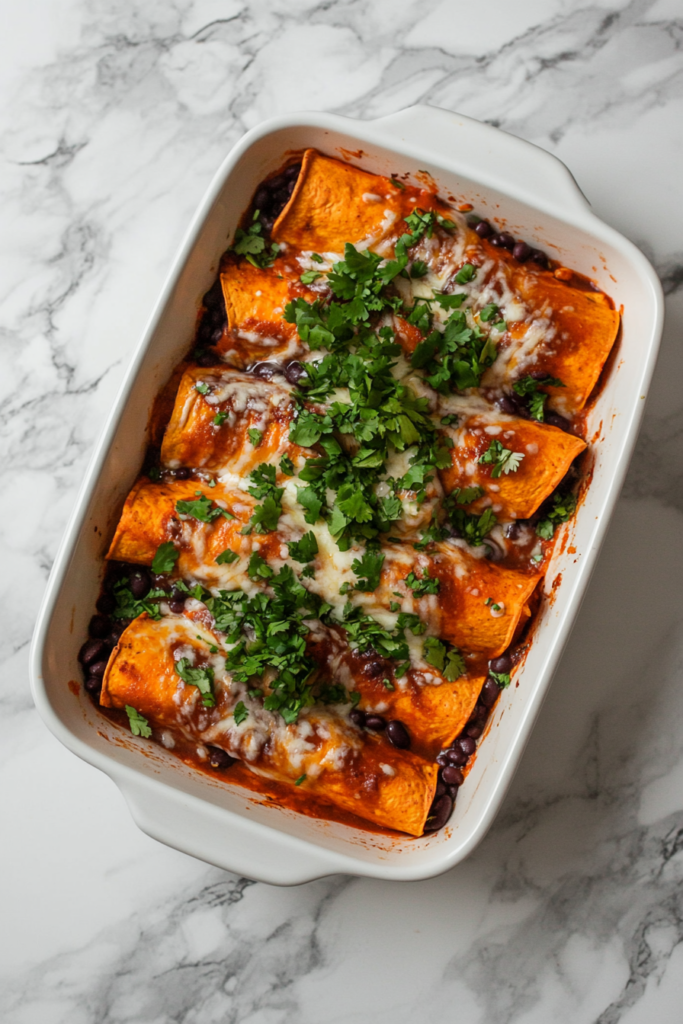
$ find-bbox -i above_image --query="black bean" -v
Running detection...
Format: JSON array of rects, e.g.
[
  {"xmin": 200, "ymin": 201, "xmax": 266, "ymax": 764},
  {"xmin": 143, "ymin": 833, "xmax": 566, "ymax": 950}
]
[
  {"xmin": 96, "ymin": 593, "xmax": 115, "ymax": 615},
  {"xmin": 88, "ymin": 614, "xmax": 110, "ymax": 639},
  {"xmin": 442, "ymin": 765, "xmax": 464, "ymax": 786},
  {"xmin": 284, "ymin": 360, "xmax": 306, "ymax": 385},
  {"xmin": 207, "ymin": 746, "xmax": 235, "ymax": 770},
  {"xmin": 106, "ymin": 629, "xmax": 123, "ymax": 648},
  {"xmin": 386, "ymin": 720, "xmax": 411, "ymax": 749},
  {"xmin": 84, "ymin": 676, "xmax": 102, "ymax": 697},
  {"xmin": 350, "ymin": 708, "xmax": 366, "ymax": 727},
  {"xmin": 424, "ymin": 794, "xmax": 453, "ymax": 832},
  {"xmin": 512, "ymin": 241, "xmax": 532, "ymax": 262},
  {"xmin": 446, "ymin": 784, "xmax": 460, "ymax": 801},
  {"xmin": 253, "ymin": 361, "xmax": 278, "ymax": 380},
  {"xmin": 260, "ymin": 215, "xmax": 275, "ymax": 234},
  {"xmin": 169, "ymin": 599, "xmax": 186, "ymax": 614},
  {"xmin": 210, "ymin": 325, "xmax": 225, "ymax": 346},
  {"xmin": 79, "ymin": 638, "xmax": 106, "ymax": 666},
  {"xmin": 505, "ymin": 522, "xmax": 522, "ymax": 541},
  {"xmin": 446, "ymin": 747, "xmax": 468, "ymax": 767},
  {"xmin": 434, "ymin": 779, "xmax": 447, "ymax": 799},
  {"xmin": 88, "ymin": 659, "xmax": 108, "ymax": 679},
  {"xmin": 489, "ymin": 651, "xmax": 513, "ymax": 674},
  {"xmin": 545, "ymin": 411, "xmax": 571, "ymax": 432},
  {"xmin": 491, "ymin": 232, "xmax": 515, "ymax": 250},
  {"xmin": 475, "ymin": 220, "xmax": 492, "ymax": 238},
  {"xmin": 530, "ymin": 248, "xmax": 548, "ymax": 268},
  {"xmin": 481, "ymin": 677, "xmax": 500, "ymax": 707},
  {"xmin": 175, "ymin": 467, "xmax": 190, "ymax": 480},
  {"xmin": 436, "ymin": 750, "xmax": 450, "ymax": 767},
  {"xmin": 365, "ymin": 714, "xmax": 386, "ymax": 731},
  {"xmin": 203, "ymin": 279, "xmax": 223, "ymax": 311},
  {"xmin": 195, "ymin": 349, "xmax": 217, "ymax": 368},
  {"xmin": 254, "ymin": 187, "xmax": 270, "ymax": 210},
  {"xmin": 466, "ymin": 724, "xmax": 483, "ymax": 739},
  {"xmin": 284, "ymin": 163, "xmax": 301, "ymax": 182},
  {"xmin": 364, "ymin": 658, "xmax": 386, "ymax": 679},
  {"xmin": 457, "ymin": 736, "xmax": 477, "ymax": 756},
  {"xmin": 129, "ymin": 568, "xmax": 150, "ymax": 599},
  {"xmin": 471, "ymin": 702, "xmax": 489, "ymax": 722}
]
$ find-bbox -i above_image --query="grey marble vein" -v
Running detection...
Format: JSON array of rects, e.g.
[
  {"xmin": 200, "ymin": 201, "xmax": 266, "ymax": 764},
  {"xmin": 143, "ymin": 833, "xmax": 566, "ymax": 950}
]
[{"xmin": 2, "ymin": 0, "xmax": 683, "ymax": 1021}]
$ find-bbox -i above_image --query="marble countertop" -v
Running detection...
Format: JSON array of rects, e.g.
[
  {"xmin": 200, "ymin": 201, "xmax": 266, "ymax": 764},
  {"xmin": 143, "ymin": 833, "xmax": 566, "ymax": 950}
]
[{"xmin": 2, "ymin": 1, "xmax": 683, "ymax": 1021}]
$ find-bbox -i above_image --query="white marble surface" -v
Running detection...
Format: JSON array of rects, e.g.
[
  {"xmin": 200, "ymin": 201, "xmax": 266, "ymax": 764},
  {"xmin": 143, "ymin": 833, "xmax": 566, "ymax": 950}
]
[{"xmin": 2, "ymin": 1, "xmax": 683, "ymax": 1020}]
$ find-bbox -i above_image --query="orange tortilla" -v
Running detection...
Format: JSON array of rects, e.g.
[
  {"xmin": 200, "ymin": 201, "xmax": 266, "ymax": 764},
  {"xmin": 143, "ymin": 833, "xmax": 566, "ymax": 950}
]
[{"xmin": 103, "ymin": 612, "xmax": 437, "ymax": 836}]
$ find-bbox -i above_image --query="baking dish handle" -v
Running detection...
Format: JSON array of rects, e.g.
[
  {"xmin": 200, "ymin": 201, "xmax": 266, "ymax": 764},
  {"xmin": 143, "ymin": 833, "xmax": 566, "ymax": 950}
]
[
  {"xmin": 117, "ymin": 775, "xmax": 345, "ymax": 884},
  {"xmin": 369, "ymin": 105, "xmax": 590, "ymax": 216}
]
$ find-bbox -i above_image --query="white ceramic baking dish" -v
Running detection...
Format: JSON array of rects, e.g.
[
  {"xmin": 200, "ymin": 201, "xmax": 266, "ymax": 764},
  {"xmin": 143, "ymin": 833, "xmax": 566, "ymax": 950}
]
[{"xmin": 30, "ymin": 105, "xmax": 663, "ymax": 884}]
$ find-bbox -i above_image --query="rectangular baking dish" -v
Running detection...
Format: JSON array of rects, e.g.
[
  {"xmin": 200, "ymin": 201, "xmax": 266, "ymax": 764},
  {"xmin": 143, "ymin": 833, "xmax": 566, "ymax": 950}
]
[{"xmin": 30, "ymin": 106, "xmax": 663, "ymax": 884}]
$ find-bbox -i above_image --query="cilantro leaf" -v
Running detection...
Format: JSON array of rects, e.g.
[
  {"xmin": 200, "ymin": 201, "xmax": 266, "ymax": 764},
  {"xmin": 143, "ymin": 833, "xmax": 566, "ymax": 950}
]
[
  {"xmin": 233, "ymin": 701, "xmax": 249, "ymax": 725},
  {"xmin": 297, "ymin": 486, "xmax": 323, "ymax": 524},
  {"xmin": 125, "ymin": 705, "xmax": 152, "ymax": 738},
  {"xmin": 351, "ymin": 548, "xmax": 385, "ymax": 592},
  {"xmin": 151, "ymin": 542, "xmax": 179, "ymax": 575},
  {"xmin": 300, "ymin": 270, "xmax": 322, "ymax": 284},
  {"xmin": 455, "ymin": 263, "xmax": 476, "ymax": 284},
  {"xmin": 216, "ymin": 549, "xmax": 239, "ymax": 565},
  {"xmin": 489, "ymin": 670, "xmax": 511, "ymax": 688},
  {"xmin": 175, "ymin": 492, "xmax": 234, "ymax": 524},
  {"xmin": 536, "ymin": 491, "xmax": 578, "ymax": 539},
  {"xmin": 404, "ymin": 570, "xmax": 440, "ymax": 595},
  {"xmin": 248, "ymin": 428, "xmax": 263, "ymax": 447},
  {"xmin": 247, "ymin": 552, "xmax": 274, "ymax": 580},
  {"xmin": 287, "ymin": 531, "xmax": 319, "ymax": 563},
  {"xmin": 280, "ymin": 454, "xmax": 295, "ymax": 475},
  {"xmin": 512, "ymin": 375, "xmax": 565, "ymax": 422},
  {"xmin": 478, "ymin": 438, "xmax": 525, "ymax": 478},
  {"xmin": 174, "ymin": 658, "xmax": 215, "ymax": 707}
]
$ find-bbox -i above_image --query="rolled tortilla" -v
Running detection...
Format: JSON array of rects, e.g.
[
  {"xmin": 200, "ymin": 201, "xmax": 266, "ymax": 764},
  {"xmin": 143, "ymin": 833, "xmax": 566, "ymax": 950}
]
[
  {"xmin": 160, "ymin": 366, "xmax": 312, "ymax": 477},
  {"xmin": 308, "ymin": 624, "xmax": 487, "ymax": 758},
  {"xmin": 217, "ymin": 257, "xmax": 313, "ymax": 366},
  {"xmin": 436, "ymin": 401, "xmax": 586, "ymax": 520},
  {"xmin": 102, "ymin": 612, "xmax": 437, "ymax": 836},
  {"xmin": 107, "ymin": 478, "xmax": 540, "ymax": 657}
]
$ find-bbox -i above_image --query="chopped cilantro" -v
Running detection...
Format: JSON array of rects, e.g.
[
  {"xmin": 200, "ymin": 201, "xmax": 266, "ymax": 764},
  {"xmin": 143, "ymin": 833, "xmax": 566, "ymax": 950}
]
[
  {"xmin": 233, "ymin": 701, "xmax": 249, "ymax": 725},
  {"xmin": 455, "ymin": 263, "xmax": 476, "ymax": 284},
  {"xmin": 478, "ymin": 439, "xmax": 525, "ymax": 478},
  {"xmin": 423, "ymin": 637, "xmax": 465, "ymax": 680},
  {"xmin": 216, "ymin": 549, "xmax": 239, "ymax": 565},
  {"xmin": 112, "ymin": 579, "xmax": 167, "ymax": 621},
  {"xmin": 231, "ymin": 209, "xmax": 279, "ymax": 268},
  {"xmin": 404, "ymin": 570, "xmax": 440, "ymax": 595},
  {"xmin": 447, "ymin": 501, "xmax": 497, "ymax": 547},
  {"xmin": 300, "ymin": 270, "xmax": 322, "ymax": 284},
  {"xmin": 536, "ymin": 491, "xmax": 578, "ymax": 539},
  {"xmin": 310, "ymin": 253, "xmax": 324, "ymax": 263},
  {"xmin": 248, "ymin": 428, "xmax": 263, "ymax": 447},
  {"xmin": 213, "ymin": 411, "xmax": 228, "ymax": 426},
  {"xmin": 195, "ymin": 382, "xmax": 210, "ymax": 395},
  {"xmin": 175, "ymin": 492, "xmax": 234, "ymax": 524},
  {"xmin": 151, "ymin": 542, "xmax": 178, "ymax": 575},
  {"xmin": 513, "ymin": 375, "xmax": 565, "ymax": 422},
  {"xmin": 279, "ymin": 454, "xmax": 295, "ymax": 475},
  {"xmin": 351, "ymin": 548, "xmax": 385, "ymax": 592},
  {"xmin": 175, "ymin": 658, "xmax": 215, "ymax": 707},
  {"xmin": 247, "ymin": 464, "xmax": 284, "ymax": 534},
  {"xmin": 125, "ymin": 705, "xmax": 152, "ymax": 737},
  {"xmin": 287, "ymin": 531, "xmax": 319, "ymax": 563},
  {"xmin": 489, "ymin": 670, "xmax": 511, "ymax": 688}
]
